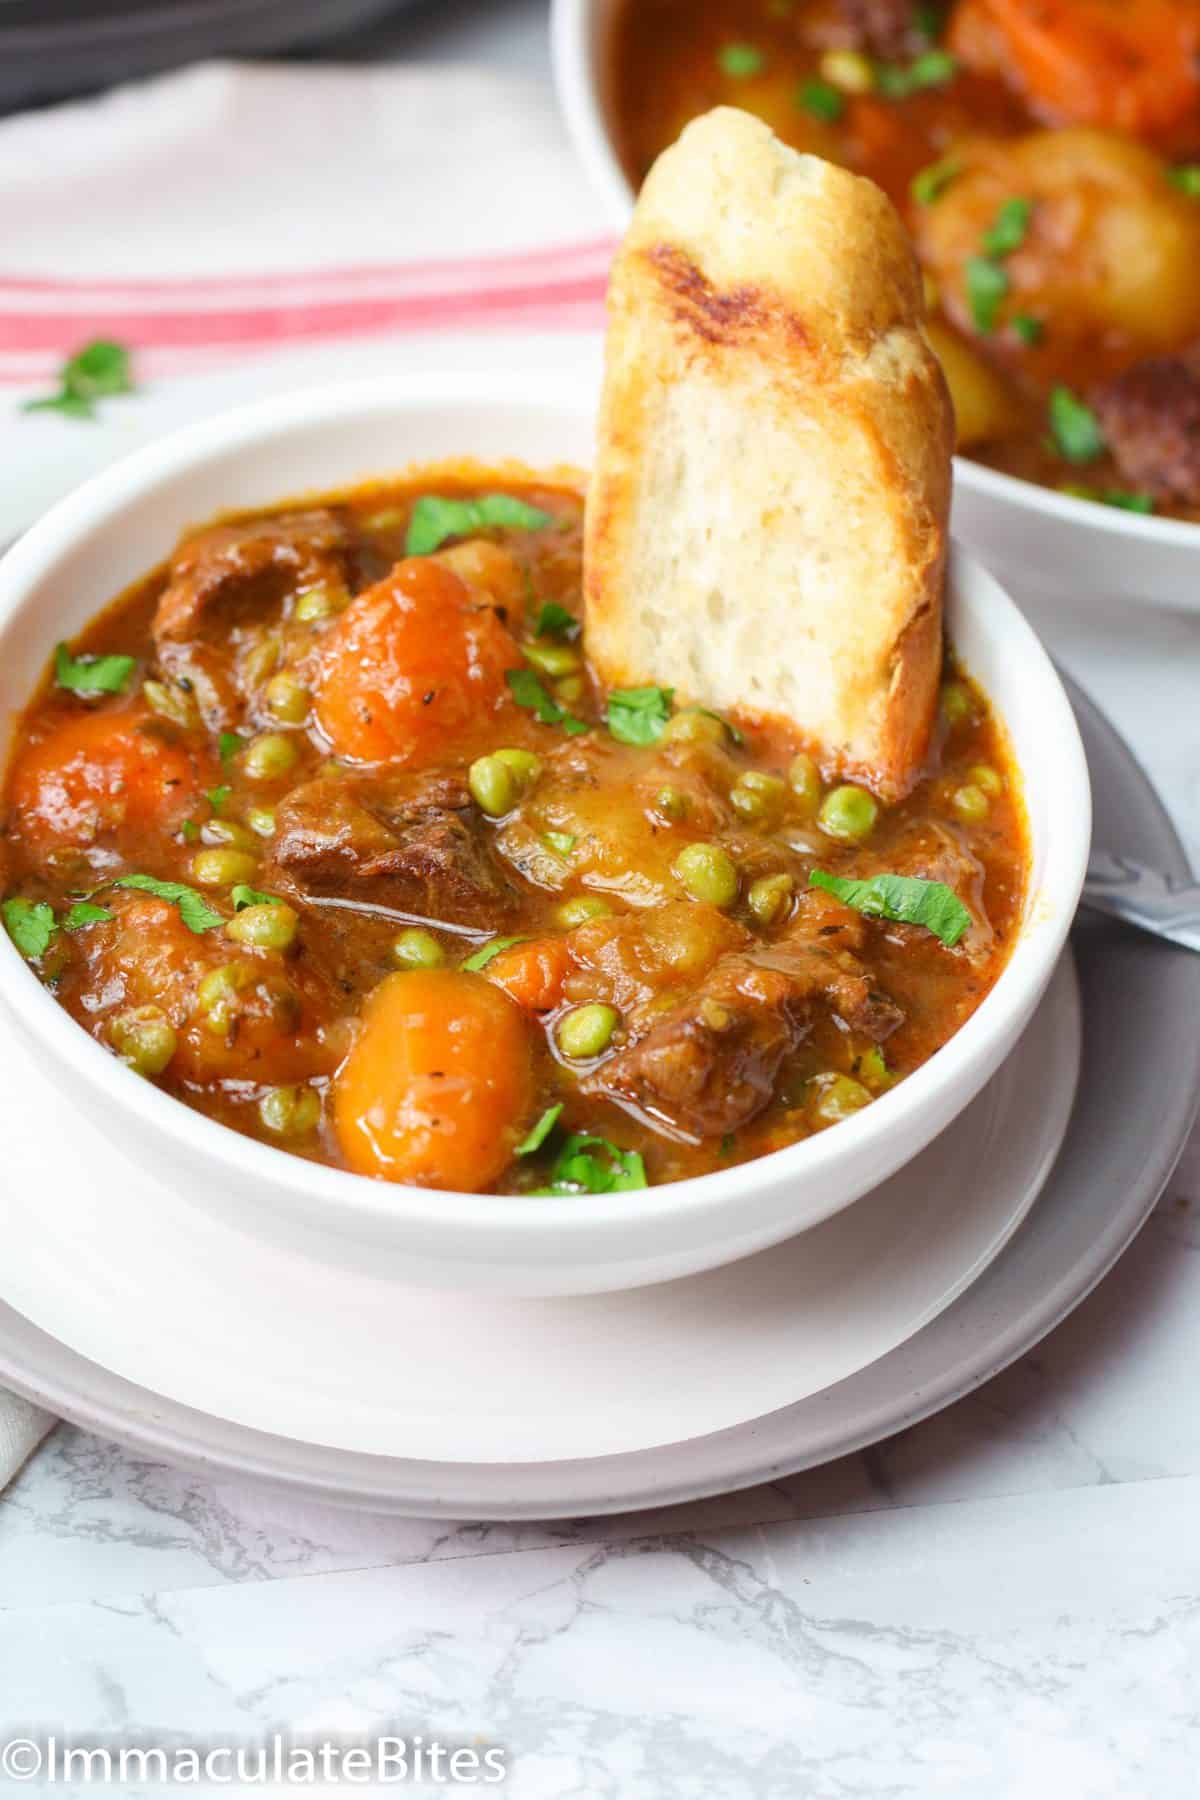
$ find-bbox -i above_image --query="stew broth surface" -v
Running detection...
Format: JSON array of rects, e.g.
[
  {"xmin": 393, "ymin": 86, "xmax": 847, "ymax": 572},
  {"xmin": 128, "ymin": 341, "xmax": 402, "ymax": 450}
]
[{"xmin": 0, "ymin": 471, "xmax": 1028, "ymax": 1195}]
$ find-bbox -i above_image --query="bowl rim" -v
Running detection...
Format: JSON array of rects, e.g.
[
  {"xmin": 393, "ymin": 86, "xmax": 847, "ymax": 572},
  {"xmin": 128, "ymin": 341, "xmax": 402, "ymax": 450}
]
[
  {"xmin": 0, "ymin": 370, "xmax": 1090, "ymax": 1244},
  {"xmin": 549, "ymin": 0, "xmax": 1200, "ymax": 554}
]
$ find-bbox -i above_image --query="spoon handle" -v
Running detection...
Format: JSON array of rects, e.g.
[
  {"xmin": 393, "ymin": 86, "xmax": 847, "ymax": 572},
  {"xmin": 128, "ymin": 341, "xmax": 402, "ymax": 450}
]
[{"xmin": 1081, "ymin": 852, "xmax": 1200, "ymax": 954}]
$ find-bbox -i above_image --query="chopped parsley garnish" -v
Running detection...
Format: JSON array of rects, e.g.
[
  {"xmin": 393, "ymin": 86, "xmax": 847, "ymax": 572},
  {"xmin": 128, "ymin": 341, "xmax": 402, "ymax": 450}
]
[
  {"xmin": 910, "ymin": 156, "xmax": 960, "ymax": 205},
  {"xmin": 205, "ymin": 784, "xmax": 231, "ymax": 815},
  {"xmin": 796, "ymin": 78, "xmax": 844, "ymax": 122},
  {"xmin": 1011, "ymin": 314, "xmax": 1043, "ymax": 346},
  {"xmin": 531, "ymin": 1132, "xmax": 648, "ymax": 1195},
  {"xmin": 1169, "ymin": 165, "xmax": 1200, "ymax": 197},
  {"xmin": 543, "ymin": 831, "xmax": 577, "ymax": 858},
  {"xmin": 809, "ymin": 869, "xmax": 972, "ymax": 947},
  {"xmin": 981, "ymin": 196, "xmax": 1032, "ymax": 257},
  {"xmin": 218, "ymin": 732, "xmax": 243, "ymax": 764},
  {"xmin": 405, "ymin": 494, "xmax": 554, "ymax": 556},
  {"xmin": 515, "ymin": 1103, "xmax": 563, "ymax": 1158},
  {"xmin": 180, "ymin": 820, "xmax": 200, "ymax": 844},
  {"xmin": 54, "ymin": 642, "xmax": 135, "ymax": 696},
  {"xmin": 913, "ymin": 0, "xmax": 945, "ymax": 41},
  {"xmin": 463, "ymin": 934, "xmax": 526, "ymax": 973},
  {"xmin": 876, "ymin": 49, "xmax": 957, "ymax": 97},
  {"xmin": 534, "ymin": 601, "xmax": 579, "ymax": 640},
  {"xmin": 718, "ymin": 42, "xmax": 766, "ymax": 79},
  {"xmin": 1060, "ymin": 484, "xmax": 1154, "ymax": 515},
  {"xmin": 23, "ymin": 340, "xmax": 135, "ymax": 421},
  {"xmin": 506, "ymin": 667, "xmax": 589, "ymax": 735},
  {"xmin": 230, "ymin": 884, "xmax": 280, "ymax": 911},
  {"xmin": 2, "ymin": 897, "xmax": 57, "ymax": 960},
  {"xmin": 965, "ymin": 255, "xmax": 1008, "ymax": 333},
  {"xmin": 607, "ymin": 685, "xmax": 674, "ymax": 747},
  {"xmin": 62, "ymin": 901, "xmax": 114, "ymax": 930},
  {"xmin": 1048, "ymin": 385, "xmax": 1104, "ymax": 464},
  {"xmin": 112, "ymin": 874, "xmax": 224, "ymax": 934}
]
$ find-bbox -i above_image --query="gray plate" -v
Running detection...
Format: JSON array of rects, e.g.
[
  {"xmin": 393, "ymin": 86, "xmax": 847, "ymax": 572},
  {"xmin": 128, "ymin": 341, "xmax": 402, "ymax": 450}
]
[{"xmin": 0, "ymin": 675, "xmax": 1195, "ymax": 1516}]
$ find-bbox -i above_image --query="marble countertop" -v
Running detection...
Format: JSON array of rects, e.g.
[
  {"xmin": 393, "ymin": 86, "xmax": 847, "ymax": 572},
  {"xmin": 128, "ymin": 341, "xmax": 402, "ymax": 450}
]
[{"xmin": 3, "ymin": 4, "xmax": 1200, "ymax": 1791}]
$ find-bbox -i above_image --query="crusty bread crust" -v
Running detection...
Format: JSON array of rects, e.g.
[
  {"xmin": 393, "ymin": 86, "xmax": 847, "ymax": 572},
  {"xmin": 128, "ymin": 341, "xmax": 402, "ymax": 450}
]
[{"xmin": 584, "ymin": 107, "xmax": 953, "ymax": 798}]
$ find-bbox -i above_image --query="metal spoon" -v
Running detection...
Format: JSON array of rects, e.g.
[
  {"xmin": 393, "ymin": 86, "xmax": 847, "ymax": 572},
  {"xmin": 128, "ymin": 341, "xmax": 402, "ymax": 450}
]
[{"xmin": 1080, "ymin": 851, "xmax": 1200, "ymax": 953}]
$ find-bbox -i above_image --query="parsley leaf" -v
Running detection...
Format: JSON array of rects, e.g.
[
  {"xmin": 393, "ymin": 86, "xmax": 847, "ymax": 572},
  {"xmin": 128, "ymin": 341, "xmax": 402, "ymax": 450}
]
[
  {"xmin": 23, "ymin": 340, "xmax": 135, "ymax": 421},
  {"xmin": 544, "ymin": 831, "xmax": 577, "ymax": 857},
  {"xmin": 965, "ymin": 256, "xmax": 1008, "ymax": 333},
  {"xmin": 112, "ymin": 874, "xmax": 224, "ymax": 934},
  {"xmin": 796, "ymin": 78, "xmax": 844, "ymax": 122},
  {"xmin": 910, "ymin": 156, "xmax": 960, "ymax": 205},
  {"xmin": 718, "ymin": 42, "xmax": 766, "ymax": 78},
  {"xmin": 2, "ymin": 897, "xmax": 57, "ymax": 959},
  {"xmin": 876, "ymin": 49, "xmax": 957, "ymax": 97},
  {"xmin": 1048, "ymin": 385, "xmax": 1104, "ymax": 464},
  {"xmin": 218, "ymin": 732, "xmax": 243, "ymax": 764},
  {"xmin": 809, "ymin": 870, "xmax": 972, "ymax": 947},
  {"xmin": 981, "ymin": 196, "xmax": 1032, "ymax": 257},
  {"xmin": 180, "ymin": 820, "xmax": 199, "ymax": 844},
  {"xmin": 463, "ymin": 934, "xmax": 526, "ymax": 973},
  {"xmin": 534, "ymin": 602, "xmax": 579, "ymax": 640},
  {"xmin": 405, "ymin": 494, "xmax": 554, "ymax": 556},
  {"xmin": 62, "ymin": 901, "xmax": 114, "ymax": 930},
  {"xmin": 230, "ymin": 884, "xmax": 280, "ymax": 911},
  {"xmin": 54, "ymin": 642, "xmax": 135, "ymax": 696},
  {"xmin": 532, "ymin": 1133, "xmax": 648, "ymax": 1196},
  {"xmin": 1169, "ymin": 165, "xmax": 1200, "ymax": 197},
  {"xmin": 205, "ymin": 785, "xmax": 231, "ymax": 815},
  {"xmin": 1060, "ymin": 484, "xmax": 1154, "ymax": 515},
  {"xmin": 515, "ymin": 1103, "xmax": 563, "ymax": 1158},
  {"xmin": 506, "ymin": 667, "xmax": 589, "ymax": 735},
  {"xmin": 1011, "ymin": 314, "xmax": 1043, "ymax": 346},
  {"xmin": 607, "ymin": 686, "xmax": 674, "ymax": 747}
]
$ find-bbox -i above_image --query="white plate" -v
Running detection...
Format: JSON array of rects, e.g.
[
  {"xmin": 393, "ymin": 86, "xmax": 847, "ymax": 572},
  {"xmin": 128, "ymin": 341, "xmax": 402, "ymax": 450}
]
[
  {"xmin": 0, "ymin": 676, "xmax": 1189, "ymax": 1512},
  {"xmin": 0, "ymin": 961, "xmax": 1078, "ymax": 1464}
]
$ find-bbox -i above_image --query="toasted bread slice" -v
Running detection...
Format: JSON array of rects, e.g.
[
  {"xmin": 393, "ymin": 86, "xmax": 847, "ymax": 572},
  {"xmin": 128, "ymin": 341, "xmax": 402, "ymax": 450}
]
[{"xmin": 584, "ymin": 107, "xmax": 953, "ymax": 797}]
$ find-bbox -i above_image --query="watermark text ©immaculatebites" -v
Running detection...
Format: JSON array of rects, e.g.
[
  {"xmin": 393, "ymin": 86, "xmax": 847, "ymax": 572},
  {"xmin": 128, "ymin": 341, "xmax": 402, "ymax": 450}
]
[{"xmin": 0, "ymin": 1732, "xmax": 507, "ymax": 1785}]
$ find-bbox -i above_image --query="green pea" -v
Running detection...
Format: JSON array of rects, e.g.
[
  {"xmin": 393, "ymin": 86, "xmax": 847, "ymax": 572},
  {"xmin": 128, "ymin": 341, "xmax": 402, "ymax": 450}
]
[
  {"xmin": 264, "ymin": 671, "xmax": 310, "ymax": 723},
  {"xmin": 556, "ymin": 1003, "xmax": 619, "ymax": 1060},
  {"xmin": 200, "ymin": 818, "xmax": 258, "ymax": 853},
  {"xmin": 109, "ymin": 1006, "xmax": 177, "ymax": 1077},
  {"xmin": 293, "ymin": 584, "xmax": 345, "ymax": 623},
  {"xmin": 195, "ymin": 962, "xmax": 256, "ymax": 1034},
  {"xmin": 663, "ymin": 708, "xmax": 727, "ymax": 747},
  {"xmin": 969, "ymin": 763, "xmax": 1003, "ymax": 796},
  {"xmin": 555, "ymin": 675, "xmax": 585, "ymax": 705},
  {"xmin": 672, "ymin": 842, "xmax": 740, "ymax": 908},
  {"xmin": 259, "ymin": 1084, "xmax": 321, "ymax": 1138},
  {"xmin": 493, "ymin": 747, "xmax": 542, "ymax": 788},
  {"xmin": 730, "ymin": 770, "xmax": 786, "ymax": 821},
  {"xmin": 940, "ymin": 681, "xmax": 976, "ymax": 728},
  {"xmin": 468, "ymin": 754, "xmax": 517, "ymax": 817},
  {"xmin": 857, "ymin": 1046, "xmax": 893, "ymax": 1092},
  {"xmin": 226, "ymin": 901, "xmax": 299, "ymax": 952},
  {"xmin": 191, "ymin": 847, "xmax": 259, "ymax": 888},
  {"xmin": 952, "ymin": 783, "xmax": 990, "ymax": 824},
  {"xmin": 810, "ymin": 1073, "xmax": 872, "ymax": 1127},
  {"xmin": 523, "ymin": 640, "xmax": 581, "ymax": 678},
  {"xmin": 240, "ymin": 635, "xmax": 280, "ymax": 691},
  {"xmin": 247, "ymin": 806, "xmax": 277, "ymax": 838},
  {"xmin": 818, "ymin": 785, "xmax": 878, "ymax": 843},
  {"xmin": 748, "ymin": 872, "xmax": 793, "ymax": 926},
  {"xmin": 243, "ymin": 733, "xmax": 300, "ymax": 781},
  {"xmin": 391, "ymin": 927, "xmax": 446, "ymax": 969},
  {"xmin": 142, "ymin": 679, "xmax": 197, "ymax": 729},
  {"xmin": 788, "ymin": 752, "xmax": 821, "ymax": 813},
  {"xmin": 655, "ymin": 786, "xmax": 688, "ymax": 821},
  {"xmin": 554, "ymin": 895, "xmax": 612, "ymax": 927}
]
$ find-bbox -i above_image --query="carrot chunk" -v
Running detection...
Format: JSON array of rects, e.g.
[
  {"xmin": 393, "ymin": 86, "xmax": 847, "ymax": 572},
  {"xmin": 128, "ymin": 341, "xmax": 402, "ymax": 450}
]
[{"xmin": 485, "ymin": 937, "xmax": 571, "ymax": 1013}]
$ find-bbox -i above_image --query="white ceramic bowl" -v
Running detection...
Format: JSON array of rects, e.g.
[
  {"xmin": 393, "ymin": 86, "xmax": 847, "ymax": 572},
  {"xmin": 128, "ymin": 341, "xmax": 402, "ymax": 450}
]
[
  {"xmin": 0, "ymin": 372, "xmax": 1089, "ymax": 1296},
  {"xmin": 552, "ymin": 0, "xmax": 1200, "ymax": 615}
]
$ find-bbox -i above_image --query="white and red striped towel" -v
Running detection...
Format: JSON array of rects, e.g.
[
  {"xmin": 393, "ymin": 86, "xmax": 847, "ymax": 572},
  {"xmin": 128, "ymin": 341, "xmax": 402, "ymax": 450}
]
[{"xmin": 0, "ymin": 59, "xmax": 616, "ymax": 542}]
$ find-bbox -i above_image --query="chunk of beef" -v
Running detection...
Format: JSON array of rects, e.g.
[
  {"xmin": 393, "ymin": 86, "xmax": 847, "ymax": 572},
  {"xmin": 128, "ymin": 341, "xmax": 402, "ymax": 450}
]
[
  {"xmin": 1091, "ymin": 356, "xmax": 1200, "ymax": 507},
  {"xmin": 267, "ymin": 769, "xmax": 517, "ymax": 929},
  {"xmin": 838, "ymin": 0, "xmax": 929, "ymax": 58},
  {"xmin": 585, "ymin": 891, "xmax": 903, "ymax": 1139},
  {"xmin": 153, "ymin": 511, "xmax": 350, "ymax": 647}
]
